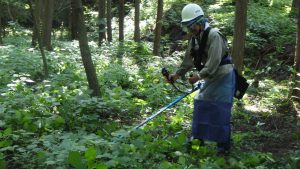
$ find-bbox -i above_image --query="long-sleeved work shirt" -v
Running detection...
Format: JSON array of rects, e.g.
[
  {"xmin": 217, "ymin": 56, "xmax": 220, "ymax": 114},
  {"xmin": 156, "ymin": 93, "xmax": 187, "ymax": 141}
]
[
  {"xmin": 176, "ymin": 27, "xmax": 234, "ymax": 100},
  {"xmin": 176, "ymin": 27, "xmax": 233, "ymax": 82}
]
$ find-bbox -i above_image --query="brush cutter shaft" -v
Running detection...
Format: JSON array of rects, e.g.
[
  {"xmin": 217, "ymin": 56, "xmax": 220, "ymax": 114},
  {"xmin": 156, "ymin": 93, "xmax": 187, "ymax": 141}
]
[
  {"xmin": 134, "ymin": 92, "xmax": 189, "ymax": 129},
  {"xmin": 134, "ymin": 84, "xmax": 201, "ymax": 130}
]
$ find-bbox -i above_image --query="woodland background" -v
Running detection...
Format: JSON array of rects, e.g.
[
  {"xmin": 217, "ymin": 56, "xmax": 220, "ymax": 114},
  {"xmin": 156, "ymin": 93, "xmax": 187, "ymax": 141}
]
[{"xmin": 0, "ymin": 0, "xmax": 300, "ymax": 168}]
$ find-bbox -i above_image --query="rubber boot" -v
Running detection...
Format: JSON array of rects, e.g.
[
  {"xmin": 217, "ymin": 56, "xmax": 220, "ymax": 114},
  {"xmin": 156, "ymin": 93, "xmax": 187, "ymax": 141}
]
[{"xmin": 217, "ymin": 141, "xmax": 230, "ymax": 156}]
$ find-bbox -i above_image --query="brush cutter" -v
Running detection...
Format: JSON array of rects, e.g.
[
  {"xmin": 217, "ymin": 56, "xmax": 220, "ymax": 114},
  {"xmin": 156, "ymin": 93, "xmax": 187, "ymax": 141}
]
[
  {"xmin": 114, "ymin": 68, "xmax": 201, "ymax": 140},
  {"xmin": 133, "ymin": 68, "xmax": 202, "ymax": 130}
]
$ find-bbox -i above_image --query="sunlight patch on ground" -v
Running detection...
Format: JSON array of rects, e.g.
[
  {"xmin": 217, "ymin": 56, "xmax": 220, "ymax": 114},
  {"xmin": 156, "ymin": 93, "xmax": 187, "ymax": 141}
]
[
  {"xmin": 293, "ymin": 102, "xmax": 300, "ymax": 118},
  {"xmin": 260, "ymin": 79, "xmax": 290, "ymax": 91},
  {"xmin": 88, "ymin": 40, "xmax": 98, "ymax": 48},
  {"xmin": 124, "ymin": 16, "xmax": 135, "ymax": 36},
  {"xmin": 0, "ymin": 45, "xmax": 15, "ymax": 50},
  {"xmin": 284, "ymin": 6, "xmax": 292, "ymax": 14},
  {"xmin": 208, "ymin": 3, "xmax": 222, "ymax": 10},
  {"xmin": 244, "ymin": 104, "xmax": 271, "ymax": 113}
]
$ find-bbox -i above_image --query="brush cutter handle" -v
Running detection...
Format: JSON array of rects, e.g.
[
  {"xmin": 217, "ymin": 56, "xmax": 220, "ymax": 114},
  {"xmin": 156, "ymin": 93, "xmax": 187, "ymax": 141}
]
[
  {"xmin": 162, "ymin": 67, "xmax": 192, "ymax": 93},
  {"xmin": 162, "ymin": 68, "xmax": 173, "ymax": 83}
]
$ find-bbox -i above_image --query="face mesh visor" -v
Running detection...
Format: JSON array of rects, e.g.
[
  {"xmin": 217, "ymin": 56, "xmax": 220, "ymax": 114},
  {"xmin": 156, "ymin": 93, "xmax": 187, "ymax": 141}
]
[{"xmin": 181, "ymin": 15, "xmax": 204, "ymax": 32}]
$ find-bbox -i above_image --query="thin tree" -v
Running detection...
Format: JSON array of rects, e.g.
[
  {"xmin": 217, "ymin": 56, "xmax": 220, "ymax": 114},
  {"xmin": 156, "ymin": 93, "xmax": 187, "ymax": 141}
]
[
  {"xmin": 71, "ymin": 0, "xmax": 101, "ymax": 97},
  {"xmin": 69, "ymin": 1, "xmax": 78, "ymax": 40},
  {"xmin": 99, "ymin": 0, "xmax": 106, "ymax": 45},
  {"xmin": 119, "ymin": 0, "xmax": 124, "ymax": 42},
  {"xmin": 0, "ymin": 17, "xmax": 3, "ymax": 45},
  {"xmin": 134, "ymin": 0, "xmax": 140, "ymax": 42},
  {"xmin": 106, "ymin": 0, "xmax": 112, "ymax": 42},
  {"xmin": 28, "ymin": 0, "xmax": 49, "ymax": 78},
  {"xmin": 293, "ymin": 0, "xmax": 300, "ymax": 100},
  {"xmin": 42, "ymin": 0, "xmax": 54, "ymax": 50},
  {"xmin": 6, "ymin": 2, "xmax": 14, "ymax": 22},
  {"xmin": 293, "ymin": 0, "xmax": 297, "ymax": 9},
  {"xmin": 0, "ymin": 3, "xmax": 4, "ymax": 44},
  {"xmin": 231, "ymin": 0, "xmax": 248, "ymax": 74},
  {"xmin": 30, "ymin": 0, "xmax": 42, "ymax": 46},
  {"xmin": 153, "ymin": 0, "xmax": 163, "ymax": 55},
  {"xmin": 291, "ymin": 0, "xmax": 298, "ymax": 15}
]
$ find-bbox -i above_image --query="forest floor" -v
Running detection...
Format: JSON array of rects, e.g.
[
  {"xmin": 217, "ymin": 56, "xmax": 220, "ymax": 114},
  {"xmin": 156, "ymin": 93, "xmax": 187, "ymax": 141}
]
[
  {"xmin": 232, "ymin": 95, "xmax": 300, "ymax": 164},
  {"xmin": 1, "ymin": 34, "xmax": 300, "ymax": 168}
]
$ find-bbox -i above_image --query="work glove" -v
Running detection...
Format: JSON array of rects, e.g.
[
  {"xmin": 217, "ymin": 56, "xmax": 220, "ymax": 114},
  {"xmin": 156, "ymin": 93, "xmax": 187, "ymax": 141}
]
[
  {"xmin": 162, "ymin": 68, "xmax": 177, "ymax": 83},
  {"xmin": 166, "ymin": 74, "xmax": 179, "ymax": 83},
  {"xmin": 188, "ymin": 73, "xmax": 201, "ymax": 84}
]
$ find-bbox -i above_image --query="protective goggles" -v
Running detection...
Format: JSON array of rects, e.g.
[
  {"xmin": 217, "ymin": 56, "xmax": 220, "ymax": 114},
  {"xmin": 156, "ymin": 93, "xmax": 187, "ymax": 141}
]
[
  {"xmin": 181, "ymin": 20, "xmax": 197, "ymax": 33},
  {"xmin": 181, "ymin": 15, "xmax": 203, "ymax": 32},
  {"xmin": 181, "ymin": 24, "xmax": 194, "ymax": 33}
]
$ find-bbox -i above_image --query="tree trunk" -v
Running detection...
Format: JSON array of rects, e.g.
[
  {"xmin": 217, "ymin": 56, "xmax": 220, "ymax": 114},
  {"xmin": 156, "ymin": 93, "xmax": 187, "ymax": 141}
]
[
  {"xmin": 0, "ymin": 17, "xmax": 3, "ymax": 45},
  {"xmin": 134, "ymin": 0, "xmax": 140, "ymax": 42},
  {"xmin": 106, "ymin": 0, "xmax": 112, "ymax": 42},
  {"xmin": 292, "ymin": 0, "xmax": 300, "ymax": 101},
  {"xmin": 69, "ymin": 1, "xmax": 78, "ymax": 40},
  {"xmin": 292, "ymin": 0, "xmax": 297, "ymax": 8},
  {"xmin": 7, "ymin": 2, "xmax": 14, "ymax": 21},
  {"xmin": 37, "ymin": 0, "xmax": 44, "ymax": 40},
  {"xmin": 291, "ymin": 0, "xmax": 298, "ymax": 16},
  {"xmin": 153, "ymin": 0, "xmax": 163, "ymax": 56},
  {"xmin": 231, "ymin": 0, "xmax": 248, "ymax": 74},
  {"xmin": 119, "ymin": 0, "xmax": 124, "ymax": 42},
  {"xmin": 99, "ymin": 0, "xmax": 106, "ymax": 46},
  {"xmin": 31, "ymin": 0, "xmax": 43, "ymax": 47},
  {"xmin": 71, "ymin": 0, "xmax": 101, "ymax": 97},
  {"xmin": 31, "ymin": 27, "xmax": 37, "ymax": 46},
  {"xmin": 43, "ymin": 0, "xmax": 54, "ymax": 50},
  {"xmin": 28, "ymin": 0, "xmax": 49, "ymax": 79}
]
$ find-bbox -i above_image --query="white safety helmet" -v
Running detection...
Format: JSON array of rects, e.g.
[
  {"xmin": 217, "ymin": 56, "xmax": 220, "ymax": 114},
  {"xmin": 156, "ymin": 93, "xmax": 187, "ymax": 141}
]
[{"xmin": 181, "ymin": 4, "xmax": 204, "ymax": 25}]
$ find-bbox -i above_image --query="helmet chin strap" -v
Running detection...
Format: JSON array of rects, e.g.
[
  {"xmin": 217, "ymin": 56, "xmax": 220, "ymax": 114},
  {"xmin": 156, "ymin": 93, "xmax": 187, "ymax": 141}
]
[
  {"xmin": 194, "ymin": 24, "xmax": 204, "ymax": 36},
  {"xmin": 195, "ymin": 17, "xmax": 208, "ymax": 35}
]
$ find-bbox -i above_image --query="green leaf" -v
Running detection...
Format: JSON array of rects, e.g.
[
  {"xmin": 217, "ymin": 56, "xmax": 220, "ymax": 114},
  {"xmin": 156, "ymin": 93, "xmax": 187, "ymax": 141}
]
[
  {"xmin": 0, "ymin": 105, "xmax": 5, "ymax": 114},
  {"xmin": 0, "ymin": 140, "xmax": 13, "ymax": 148},
  {"xmin": 178, "ymin": 156, "xmax": 186, "ymax": 165},
  {"xmin": 111, "ymin": 129, "xmax": 130, "ymax": 138},
  {"xmin": 0, "ymin": 158, "xmax": 6, "ymax": 169},
  {"xmin": 54, "ymin": 116, "xmax": 65, "ymax": 125},
  {"xmin": 37, "ymin": 151, "xmax": 46, "ymax": 160},
  {"xmin": 45, "ymin": 160, "xmax": 56, "ymax": 165},
  {"xmin": 215, "ymin": 157, "xmax": 226, "ymax": 167},
  {"xmin": 68, "ymin": 151, "xmax": 86, "ymax": 169},
  {"xmin": 160, "ymin": 161, "xmax": 171, "ymax": 169},
  {"xmin": 85, "ymin": 147, "xmax": 96, "ymax": 161},
  {"xmin": 3, "ymin": 128, "xmax": 12, "ymax": 136},
  {"xmin": 96, "ymin": 163, "xmax": 108, "ymax": 169},
  {"xmin": 106, "ymin": 159, "xmax": 118, "ymax": 167},
  {"xmin": 177, "ymin": 133, "xmax": 186, "ymax": 145}
]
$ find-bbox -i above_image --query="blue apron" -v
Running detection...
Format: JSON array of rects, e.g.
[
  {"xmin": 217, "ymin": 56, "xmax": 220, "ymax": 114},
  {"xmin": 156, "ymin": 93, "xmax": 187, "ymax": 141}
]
[{"xmin": 192, "ymin": 70, "xmax": 235, "ymax": 143}]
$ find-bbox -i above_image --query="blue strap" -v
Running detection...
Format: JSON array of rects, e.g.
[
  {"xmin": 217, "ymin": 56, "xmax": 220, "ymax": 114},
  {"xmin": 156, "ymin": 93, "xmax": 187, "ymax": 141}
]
[{"xmin": 220, "ymin": 53, "xmax": 232, "ymax": 66}]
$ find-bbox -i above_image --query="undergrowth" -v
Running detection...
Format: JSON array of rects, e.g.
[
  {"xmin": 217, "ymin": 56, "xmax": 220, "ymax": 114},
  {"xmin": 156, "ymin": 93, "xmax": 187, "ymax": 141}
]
[
  {"xmin": 0, "ymin": 0, "xmax": 299, "ymax": 168},
  {"xmin": 0, "ymin": 32, "xmax": 299, "ymax": 168}
]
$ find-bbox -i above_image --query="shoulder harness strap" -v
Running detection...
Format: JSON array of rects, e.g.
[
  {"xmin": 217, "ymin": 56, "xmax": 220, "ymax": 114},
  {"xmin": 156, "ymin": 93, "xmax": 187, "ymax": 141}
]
[{"xmin": 192, "ymin": 27, "xmax": 211, "ymax": 71}]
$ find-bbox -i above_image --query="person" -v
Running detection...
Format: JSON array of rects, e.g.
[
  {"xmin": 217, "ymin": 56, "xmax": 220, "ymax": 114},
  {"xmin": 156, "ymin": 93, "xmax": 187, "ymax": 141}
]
[{"xmin": 166, "ymin": 3, "xmax": 236, "ymax": 155}]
